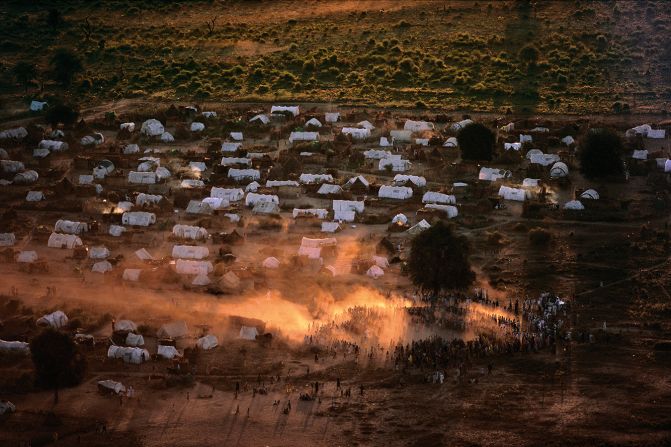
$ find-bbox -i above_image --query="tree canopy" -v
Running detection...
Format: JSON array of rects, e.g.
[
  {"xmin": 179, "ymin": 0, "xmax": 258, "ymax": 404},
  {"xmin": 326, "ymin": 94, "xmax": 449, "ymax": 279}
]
[
  {"xmin": 30, "ymin": 329, "xmax": 86, "ymax": 403},
  {"xmin": 457, "ymin": 122, "xmax": 495, "ymax": 161},
  {"xmin": 46, "ymin": 102, "xmax": 79, "ymax": 128},
  {"xmin": 49, "ymin": 48, "xmax": 83, "ymax": 86},
  {"xmin": 12, "ymin": 61, "xmax": 36, "ymax": 93},
  {"xmin": 407, "ymin": 221, "xmax": 475, "ymax": 294},
  {"xmin": 578, "ymin": 128, "xmax": 625, "ymax": 179}
]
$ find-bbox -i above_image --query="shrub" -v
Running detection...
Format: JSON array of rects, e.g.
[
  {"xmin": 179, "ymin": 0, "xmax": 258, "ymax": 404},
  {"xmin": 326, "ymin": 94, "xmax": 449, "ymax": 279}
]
[
  {"xmin": 579, "ymin": 128, "xmax": 625, "ymax": 179},
  {"xmin": 457, "ymin": 122, "xmax": 495, "ymax": 161},
  {"xmin": 529, "ymin": 227, "xmax": 552, "ymax": 245}
]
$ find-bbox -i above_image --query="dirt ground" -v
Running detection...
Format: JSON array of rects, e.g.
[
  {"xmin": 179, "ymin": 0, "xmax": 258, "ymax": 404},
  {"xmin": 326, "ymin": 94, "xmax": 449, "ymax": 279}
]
[{"xmin": 2, "ymin": 102, "xmax": 671, "ymax": 446}]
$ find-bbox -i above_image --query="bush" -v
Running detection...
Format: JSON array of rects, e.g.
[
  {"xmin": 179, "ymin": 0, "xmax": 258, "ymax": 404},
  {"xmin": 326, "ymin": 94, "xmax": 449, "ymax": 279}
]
[
  {"xmin": 578, "ymin": 128, "xmax": 625, "ymax": 179},
  {"xmin": 45, "ymin": 102, "xmax": 79, "ymax": 128},
  {"xmin": 457, "ymin": 122, "xmax": 495, "ymax": 161},
  {"xmin": 529, "ymin": 227, "xmax": 552, "ymax": 246}
]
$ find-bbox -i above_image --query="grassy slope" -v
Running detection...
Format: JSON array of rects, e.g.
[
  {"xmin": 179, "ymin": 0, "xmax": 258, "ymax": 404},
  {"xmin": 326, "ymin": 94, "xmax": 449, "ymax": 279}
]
[{"xmin": 0, "ymin": 0, "xmax": 670, "ymax": 114}]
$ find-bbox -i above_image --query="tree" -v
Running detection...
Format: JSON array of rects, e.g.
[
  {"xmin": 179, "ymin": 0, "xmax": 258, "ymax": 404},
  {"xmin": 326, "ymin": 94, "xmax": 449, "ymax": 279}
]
[
  {"xmin": 49, "ymin": 48, "xmax": 83, "ymax": 86},
  {"xmin": 45, "ymin": 102, "xmax": 79, "ymax": 128},
  {"xmin": 46, "ymin": 9, "xmax": 63, "ymax": 28},
  {"xmin": 12, "ymin": 61, "xmax": 36, "ymax": 93},
  {"xmin": 457, "ymin": 122, "xmax": 495, "ymax": 161},
  {"xmin": 578, "ymin": 128, "xmax": 625, "ymax": 179},
  {"xmin": 519, "ymin": 44, "xmax": 539, "ymax": 64},
  {"xmin": 407, "ymin": 221, "xmax": 475, "ymax": 294},
  {"xmin": 30, "ymin": 329, "xmax": 86, "ymax": 404}
]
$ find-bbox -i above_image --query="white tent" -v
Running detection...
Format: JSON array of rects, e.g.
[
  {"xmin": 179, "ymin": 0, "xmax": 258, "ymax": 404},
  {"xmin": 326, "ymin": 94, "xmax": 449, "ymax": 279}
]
[
  {"xmin": 220, "ymin": 271, "xmax": 240, "ymax": 290},
  {"xmin": 299, "ymin": 173, "xmax": 333, "ymax": 184},
  {"xmin": 392, "ymin": 213, "xmax": 408, "ymax": 224},
  {"xmin": 333, "ymin": 200, "xmax": 364, "ymax": 213},
  {"xmin": 33, "ymin": 148, "xmax": 50, "ymax": 158},
  {"xmin": 358, "ymin": 120, "xmax": 375, "ymax": 130},
  {"xmin": 342, "ymin": 128, "xmax": 370, "ymax": 140},
  {"xmin": 14, "ymin": 170, "xmax": 38, "ymax": 184},
  {"xmin": 172, "ymin": 245, "xmax": 209, "ymax": 260},
  {"xmin": 26, "ymin": 191, "xmax": 44, "ymax": 202},
  {"xmin": 325, "ymin": 112, "xmax": 340, "ymax": 123},
  {"xmin": 479, "ymin": 167, "xmax": 511, "ymax": 182},
  {"xmin": 98, "ymin": 380, "xmax": 126, "ymax": 395},
  {"xmin": 407, "ymin": 219, "xmax": 431, "ymax": 235},
  {"xmin": 379, "ymin": 157, "xmax": 410, "ymax": 172},
  {"xmin": 221, "ymin": 157, "xmax": 251, "ymax": 167},
  {"xmin": 190, "ymin": 122, "xmax": 205, "ymax": 132},
  {"xmin": 364, "ymin": 149, "xmax": 392, "ymax": 159},
  {"xmin": 245, "ymin": 192, "xmax": 279, "ymax": 207},
  {"xmin": 122, "ymin": 269, "xmax": 142, "ymax": 282},
  {"xmin": 160, "ymin": 132, "xmax": 174, "ymax": 142},
  {"xmin": 367, "ymin": 265, "xmax": 384, "ymax": 279},
  {"xmin": 126, "ymin": 333, "xmax": 145, "ymax": 347},
  {"xmin": 451, "ymin": 119, "xmax": 473, "ymax": 131},
  {"xmin": 136, "ymin": 193, "xmax": 163, "ymax": 206},
  {"xmin": 37, "ymin": 310, "xmax": 68, "ymax": 328},
  {"xmin": 345, "ymin": 175, "xmax": 369, "ymax": 189},
  {"xmin": 48, "ymin": 233, "xmax": 82, "ymax": 249},
  {"xmin": 498, "ymin": 185, "xmax": 527, "ymax": 202},
  {"xmin": 404, "ymin": 120, "xmax": 434, "ymax": 132},
  {"xmin": 172, "ymin": 224, "xmax": 208, "ymax": 240},
  {"xmin": 89, "ymin": 246, "xmax": 110, "ymax": 259},
  {"xmin": 422, "ymin": 192, "xmax": 455, "ymax": 204},
  {"xmin": 334, "ymin": 210, "xmax": 355, "ymax": 222},
  {"xmin": 550, "ymin": 162, "xmax": 569, "ymax": 178},
  {"xmin": 390, "ymin": 130, "xmax": 412, "ymax": 142},
  {"xmin": 107, "ymin": 346, "xmax": 149, "ymax": 364},
  {"xmin": 289, "ymin": 131, "xmax": 319, "ymax": 143},
  {"xmin": 120, "ymin": 122, "xmax": 135, "ymax": 132},
  {"xmin": 225, "ymin": 213, "xmax": 240, "ymax": 223},
  {"xmin": 561, "ymin": 136, "xmax": 575, "ymax": 146},
  {"xmin": 211, "ymin": 187, "xmax": 244, "ymax": 202},
  {"xmin": 252, "ymin": 201, "xmax": 280, "ymax": 215},
  {"xmin": 305, "ymin": 118, "xmax": 322, "ymax": 127},
  {"xmin": 443, "ymin": 137, "xmax": 458, "ymax": 148},
  {"xmin": 373, "ymin": 256, "xmax": 389, "ymax": 269},
  {"xmin": 394, "ymin": 174, "xmax": 426, "ymax": 187},
  {"xmin": 271, "ymin": 105, "xmax": 300, "ymax": 116},
  {"xmin": 625, "ymin": 124, "xmax": 652, "ymax": 138},
  {"xmin": 39, "ymin": 140, "xmax": 68, "ymax": 151},
  {"xmin": 124, "ymin": 144, "xmax": 140, "ymax": 154},
  {"xmin": 245, "ymin": 181, "xmax": 260, "ymax": 192},
  {"xmin": 0, "ymin": 127, "xmax": 28, "ymax": 140},
  {"xmin": 202, "ymin": 197, "xmax": 229, "ymax": 210},
  {"xmin": 648, "ymin": 129, "xmax": 665, "ymax": 139},
  {"xmin": 519, "ymin": 134, "xmax": 533, "ymax": 143},
  {"xmin": 632, "ymin": 150, "xmax": 648, "ymax": 160},
  {"xmin": 128, "ymin": 171, "xmax": 157, "ymax": 184},
  {"xmin": 0, "ymin": 401, "xmax": 16, "ymax": 415},
  {"xmin": 80, "ymin": 133, "xmax": 104, "ymax": 146},
  {"xmin": 0, "ymin": 340, "xmax": 30, "ymax": 354},
  {"xmin": 92, "ymin": 261, "xmax": 113, "ymax": 273},
  {"xmin": 379, "ymin": 185, "xmax": 413, "ymax": 200},
  {"xmin": 192, "ymin": 274, "xmax": 210, "ymax": 286},
  {"xmin": 530, "ymin": 153, "xmax": 560, "ymax": 166},
  {"xmin": 0, "ymin": 233, "xmax": 15, "ymax": 247},
  {"xmin": 580, "ymin": 189, "xmax": 599, "ymax": 200},
  {"xmin": 228, "ymin": 168, "xmax": 260, "ymax": 182},
  {"xmin": 1, "ymin": 160, "xmax": 24, "ymax": 173},
  {"xmin": 135, "ymin": 248, "xmax": 154, "ymax": 261},
  {"xmin": 504, "ymin": 142, "xmax": 522, "ymax": 151},
  {"xmin": 321, "ymin": 222, "xmax": 341, "ymax": 233},
  {"xmin": 181, "ymin": 179, "xmax": 205, "ymax": 189},
  {"xmin": 293, "ymin": 208, "xmax": 328, "ymax": 219},
  {"xmin": 114, "ymin": 320, "xmax": 137, "ymax": 332},
  {"xmin": 522, "ymin": 178, "xmax": 540, "ymax": 188},
  {"xmin": 122, "ymin": 212, "xmax": 156, "ymax": 227},
  {"xmin": 197, "ymin": 335, "xmax": 218, "ymax": 350},
  {"xmin": 141, "ymin": 119, "xmax": 164, "ymax": 136},
  {"xmin": 317, "ymin": 184, "xmax": 343, "ymax": 195},
  {"xmin": 380, "ymin": 137, "xmax": 392, "ymax": 147},
  {"xmin": 250, "ymin": 114, "xmax": 270, "ymax": 124},
  {"xmin": 30, "ymin": 100, "xmax": 47, "ymax": 111},
  {"xmin": 266, "ymin": 180, "xmax": 299, "ymax": 188},
  {"xmin": 186, "ymin": 200, "xmax": 213, "ymax": 215},
  {"xmin": 262, "ymin": 257, "xmax": 280, "ymax": 269},
  {"xmin": 157, "ymin": 321, "xmax": 189, "ymax": 339},
  {"xmin": 79, "ymin": 174, "xmax": 94, "ymax": 185},
  {"xmin": 564, "ymin": 200, "xmax": 585, "ymax": 210},
  {"xmin": 221, "ymin": 142, "xmax": 242, "ymax": 152},
  {"xmin": 239, "ymin": 326, "xmax": 259, "ymax": 340},
  {"xmin": 175, "ymin": 259, "xmax": 213, "ymax": 275},
  {"xmin": 17, "ymin": 251, "xmax": 38, "ymax": 263},
  {"xmin": 425, "ymin": 204, "xmax": 459, "ymax": 218}
]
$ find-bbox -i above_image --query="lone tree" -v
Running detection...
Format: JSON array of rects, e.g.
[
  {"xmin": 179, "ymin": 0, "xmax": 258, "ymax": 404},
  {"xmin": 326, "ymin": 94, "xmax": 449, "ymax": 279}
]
[
  {"xmin": 30, "ymin": 329, "xmax": 87, "ymax": 404},
  {"xmin": 46, "ymin": 102, "xmax": 79, "ymax": 128},
  {"xmin": 579, "ymin": 128, "xmax": 625, "ymax": 179},
  {"xmin": 12, "ymin": 61, "xmax": 36, "ymax": 93},
  {"xmin": 457, "ymin": 122, "xmax": 495, "ymax": 161},
  {"xmin": 49, "ymin": 48, "xmax": 83, "ymax": 86},
  {"xmin": 407, "ymin": 221, "xmax": 475, "ymax": 294}
]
